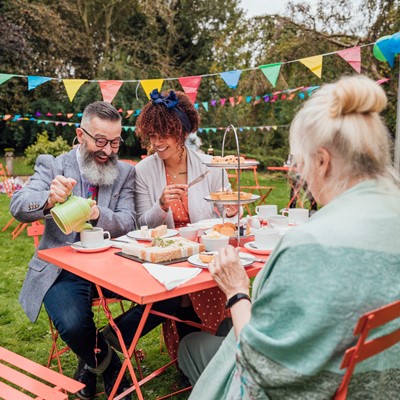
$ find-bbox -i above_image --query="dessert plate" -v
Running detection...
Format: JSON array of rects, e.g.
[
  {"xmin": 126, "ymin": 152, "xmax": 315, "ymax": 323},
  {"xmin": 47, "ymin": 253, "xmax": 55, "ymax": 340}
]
[
  {"xmin": 127, "ymin": 229, "xmax": 178, "ymax": 241},
  {"xmin": 244, "ymin": 241, "xmax": 275, "ymax": 255},
  {"xmin": 70, "ymin": 241, "xmax": 112, "ymax": 253},
  {"xmin": 204, "ymin": 194, "xmax": 260, "ymax": 205},
  {"xmin": 188, "ymin": 252, "xmax": 255, "ymax": 268},
  {"xmin": 202, "ymin": 161, "xmax": 259, "ymax": 169}
]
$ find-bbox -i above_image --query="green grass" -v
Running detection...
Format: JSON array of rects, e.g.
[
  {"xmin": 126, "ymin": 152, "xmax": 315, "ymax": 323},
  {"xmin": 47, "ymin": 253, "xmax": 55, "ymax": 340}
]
[
  {"xmin": 0, "ymin": 156, "xmax": 34, "ymax": 176},
  {"xmin": 0, "ymin": 170, "xmax": 291, "ymax": 399}
]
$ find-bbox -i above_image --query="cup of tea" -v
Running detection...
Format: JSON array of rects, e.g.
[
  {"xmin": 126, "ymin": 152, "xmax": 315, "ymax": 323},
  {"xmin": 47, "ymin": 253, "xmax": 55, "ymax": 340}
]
[
  {"xmin": 282, "ymin": 208, "xmax": 309, "ymax": 225},
  {"xmin": 256, "ymin": 205, "xmax": 278, "ymax": 220},
  {"xmin": 253, "ymin": 228, "xmax": 280, "ymax": 249},
  {"xmin": 50, "ymin": 195, "xmax": 95, "ymax": 235},
  {"xmin": 267, "ymin": 215, "xmax": 289, "ymax": 228},
  {"xmin": 81, "ymin": 227, "xmax": 111, "ymax": 248}
]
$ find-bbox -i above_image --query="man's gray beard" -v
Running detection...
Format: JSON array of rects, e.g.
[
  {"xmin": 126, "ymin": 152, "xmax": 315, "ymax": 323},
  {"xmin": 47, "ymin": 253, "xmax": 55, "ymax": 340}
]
[{"xmin": 80, "ymin": 144, "xmax": 119, "ymax": 186}]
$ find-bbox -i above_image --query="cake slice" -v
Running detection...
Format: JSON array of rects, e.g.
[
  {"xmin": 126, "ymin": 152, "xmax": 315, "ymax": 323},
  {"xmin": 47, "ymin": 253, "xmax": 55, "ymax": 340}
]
[{"xmin": 151, "ymin": 224, "xmax": 168, "ymax": 238}]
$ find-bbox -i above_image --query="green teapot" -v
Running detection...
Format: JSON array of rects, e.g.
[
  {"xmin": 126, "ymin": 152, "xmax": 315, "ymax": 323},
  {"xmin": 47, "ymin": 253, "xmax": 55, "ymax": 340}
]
[{"xmin": 50, "ymin": 195, "xmax": 95, "ymax": 235}]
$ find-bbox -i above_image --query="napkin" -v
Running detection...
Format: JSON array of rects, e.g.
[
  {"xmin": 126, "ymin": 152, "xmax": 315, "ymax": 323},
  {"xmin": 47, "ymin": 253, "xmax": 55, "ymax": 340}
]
[{"xmin": 142, "ymin": 263, "xmax": 202, "ymax": 290}]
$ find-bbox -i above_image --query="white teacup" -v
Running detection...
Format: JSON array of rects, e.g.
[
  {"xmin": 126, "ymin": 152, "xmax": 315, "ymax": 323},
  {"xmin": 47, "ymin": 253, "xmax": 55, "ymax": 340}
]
[
  {"xmin": 256, "ymin": 205, "xmax": 278, "ymax": 220},
  {"xmin": 254, "ymin": 228, "xmax": 280, "ymax": 249},
  {"xmin": 80, "ymin": 227, "xmax": 111, "ymax": 248},
  {"xmin": 282, "ymin": 208, "xmax": 309, "ymax": 225},
  {"xmin": 267, "ymin": 215, "xmax": 289, "ymax": 227}
]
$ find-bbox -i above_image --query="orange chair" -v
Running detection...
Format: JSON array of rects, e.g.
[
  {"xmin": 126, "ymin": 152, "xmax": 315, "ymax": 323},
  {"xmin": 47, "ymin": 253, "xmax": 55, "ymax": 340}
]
[
  {"xmin": 0, "ymin": 346, "xmax": 84, "ymax": 400},
  {"xmin": 238, "ymin": 163, "xmax": 274, "ymax": 215},
  {"xmin": 334, "ymin": 299, "xmax": 400, "ymax": 400},
  {"xmin": 27, "ymin": 220, "xmax": 45, "ymax": 248}
]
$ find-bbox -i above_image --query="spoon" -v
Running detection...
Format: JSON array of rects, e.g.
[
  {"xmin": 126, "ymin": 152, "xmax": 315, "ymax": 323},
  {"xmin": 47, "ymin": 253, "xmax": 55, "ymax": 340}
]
[{"xmin": 66, "ymin": 241, "xmax": 87, "ymax": 248}]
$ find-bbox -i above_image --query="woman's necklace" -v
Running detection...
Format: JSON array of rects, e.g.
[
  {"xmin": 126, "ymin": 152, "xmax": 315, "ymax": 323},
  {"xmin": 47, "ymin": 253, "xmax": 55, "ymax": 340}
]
[{"xmin": 166, "ymin": 168, "xmax": 187, "ymax": 180}]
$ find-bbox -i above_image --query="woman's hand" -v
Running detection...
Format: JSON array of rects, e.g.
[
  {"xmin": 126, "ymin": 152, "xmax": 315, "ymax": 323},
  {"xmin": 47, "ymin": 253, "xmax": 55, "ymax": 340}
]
[
  {"xmin": 208, "ymin": 245, "xmax": 250, "ymax": 300},
  {"xmin": 46, "ymin": 176, "xmax": 76, "ymax": 209},
  {"xmin": 159, "ymin": 184, "xmax": 187, "ymax": 211}
]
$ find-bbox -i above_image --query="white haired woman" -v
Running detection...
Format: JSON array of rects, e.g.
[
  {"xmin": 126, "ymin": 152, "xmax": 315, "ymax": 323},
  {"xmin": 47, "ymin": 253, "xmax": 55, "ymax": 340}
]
[{"xmin": 178, "ymin": 75, "xmax": 400, "ymax": 399}]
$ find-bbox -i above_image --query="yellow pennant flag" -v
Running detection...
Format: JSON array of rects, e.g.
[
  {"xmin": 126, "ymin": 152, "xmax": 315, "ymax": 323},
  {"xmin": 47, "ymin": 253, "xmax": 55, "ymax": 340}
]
[
  {"xmin": 140, "ymin": 79, "xmax": 164, "ymax": 99},
  {"xmin": 299, "ymin": 55, "xmax": 323, "ymax": 78},
  {"xmin": 62, "ymin": 79, "xmax": 87, "ymax": 102}
]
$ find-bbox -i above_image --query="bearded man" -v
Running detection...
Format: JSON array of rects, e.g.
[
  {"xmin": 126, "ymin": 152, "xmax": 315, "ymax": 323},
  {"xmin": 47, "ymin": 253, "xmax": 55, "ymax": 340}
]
[{"xmin": 10, "ymin": 101, "xmax": 136, "ymax": 400}]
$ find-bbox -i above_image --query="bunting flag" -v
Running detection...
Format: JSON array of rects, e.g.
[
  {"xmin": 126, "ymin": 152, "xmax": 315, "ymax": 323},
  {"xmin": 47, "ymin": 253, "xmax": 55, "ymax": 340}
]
[
  {"xmin": 62, "ymin": 79, "xmax": 87, "ymax": 102},
  {"xmin": 202, "ymin": 101, "xmax": 208, "ymax": 112},
  {"xmin": 99, "ymin": 80, "xmax": 124, "ymax": 103},
  {"xmin": 178, "ymin": 76, "xmax": 202, "ymax": 103},
  {"xmin": 28, "ymin": 76, "xmax": 53, "ymax": 90},
  {"xmin": 219, "ymin": 70, "xmax": 242, "ymax": 89},
  {"xmin": 0, "ymin": 74, "xmax": 15, "ymax": 85},
  {"xmin": 259, "ymin": 63, "xmax": 282, "ymax": 86},
  {"xmin": 140, "ymin": 79, "xmax": 164, "ymax": 99},
  {"xmin": 229, "ymin": 97, "xmax": 235, "ymax": 107},
  {"xmin": 376, "ymin": 39, "xmax": 396, "ymax": 67},
  {"xmin": 299, "ymin": 55, "xmax": 323, "ymax": 78},
  {"xmin": 337, "ymin": 47, "xmax": 361, "ymax": 73}
]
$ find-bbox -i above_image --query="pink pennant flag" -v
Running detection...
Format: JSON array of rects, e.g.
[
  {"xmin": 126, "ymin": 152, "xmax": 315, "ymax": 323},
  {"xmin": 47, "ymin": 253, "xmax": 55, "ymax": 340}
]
[
  {"xmin": 229, "ymin": 97, "xmax": 235, "ymax": 107},
  {"xmin": 99, "ymin": 80, "xmax": 124, "ymax": 103},
  {"xmin": 220, "ymin": 98, "xmax": 227, "ymax": 106},
  {"xmin": 178, "ymin": 76, "xmax": 202, "ymax": 103},
  {"xmin": 337, "ymin": 47, "xmax": 361, "ymax": 73}
]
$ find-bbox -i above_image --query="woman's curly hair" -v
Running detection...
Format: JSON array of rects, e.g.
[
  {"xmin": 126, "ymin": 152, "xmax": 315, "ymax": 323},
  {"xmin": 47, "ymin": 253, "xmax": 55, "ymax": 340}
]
[{"xmin": 136, "ymin": 90, "xmax": 199, "ymax": 159}]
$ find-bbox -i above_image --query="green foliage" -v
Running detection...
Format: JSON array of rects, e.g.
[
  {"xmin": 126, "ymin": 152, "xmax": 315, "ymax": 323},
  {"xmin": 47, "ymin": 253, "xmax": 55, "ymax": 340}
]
[{"xmin": 24, "ymin": 132, "xmax": 71, "ymax": 167}]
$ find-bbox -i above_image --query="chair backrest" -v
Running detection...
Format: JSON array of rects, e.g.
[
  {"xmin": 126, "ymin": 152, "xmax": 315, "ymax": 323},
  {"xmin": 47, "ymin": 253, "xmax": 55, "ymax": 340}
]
[
  {"xmin": 0, "ymin": 163, "xmax": 15, "ymax": 197},
  {"xmin": 27, "ymin": 220, "xmax": 45, "ymax": 248},
  {"xmin": 334, "ymin": 300, "xmax": 400, "ymax": 400}
]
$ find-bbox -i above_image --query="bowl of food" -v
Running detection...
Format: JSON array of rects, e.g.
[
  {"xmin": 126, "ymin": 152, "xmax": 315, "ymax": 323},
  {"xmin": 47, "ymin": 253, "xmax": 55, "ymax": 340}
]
[{"xmin": 201, "ymin": 231, "xmax": 230, "ymax": 252}]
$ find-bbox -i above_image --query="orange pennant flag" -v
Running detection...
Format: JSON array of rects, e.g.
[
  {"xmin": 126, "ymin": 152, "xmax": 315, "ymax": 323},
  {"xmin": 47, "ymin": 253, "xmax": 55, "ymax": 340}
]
[
  {"xmin": 3, "ymin": 115, "xmax": 11, "ymax": 121},
  {"xmin": 229, "ymin": 97, "xmax": 235, "ymax": 107},
  {"xmin": 99, "ymin": 80, "xmax": 124, "ymax": 103},
  {"xmin": 140, "ymin": 79, "xmax": 164, "ymax": 99},
  {"xmin": 299, "ymin": 55, "xmax": 323, "ymax": 78},
  {"xmin": 178, "ymin": 76, "xmax": 202, "ymax": 103},
  {"xmin": 125, "ymin": 110, "xmax": 134, "ymax": 118},
  {"xmin": 62, "ymin": 79, "xmax": 87, "ymax": 102},
  {"xmin": 67, "ymin": 113, "xmax": 74, "ymax": 119}
]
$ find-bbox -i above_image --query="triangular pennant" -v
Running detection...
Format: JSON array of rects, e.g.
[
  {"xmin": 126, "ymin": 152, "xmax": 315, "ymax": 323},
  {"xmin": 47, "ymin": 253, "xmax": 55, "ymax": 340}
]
[
  {"xmin": 0, "ymin": 74, "xmax": 15, "ymax": 85},
  {"xmin": 219, "ymin": 70, "xmax": 242, "ymax": 89},
  {"xmin": 376, "ymin": 39, "xmax": 396, "ymax": 67},
  {"xmin": 3, "ymin": 115, "xmax": 11, "ymax": 121},
  {"xmin": 125, "ymin": 110, "xmax": 134, "ymax": 118},
  {"xmin": 337, "ymin": 47, "xmax": 361, "ymax": 73},
  {"xmin": 99, "ymin": 80, "xmax": 124, "ymax": 103},
  {"xmin": 229, "ymin": 97, "xmax": 235, "ymax": 107},
  {"xmin": 246, "ymin": 96, "xmax": 252, "ymax": 103},
  {"xmin": 236, "ymin": 96, "xmax": 243, "ymax": 104},
  {"xmin": 202, "ymin": 102, "xmax": 209, "ymax": 112},
  {"xmin": 272, "ymin": 126, "xmax": 277, "ymax": 130},
  {"xmin": 194, "ymin": 103, "xmax": 199, "ymax": 110},
  {"xmin": 178, "ymin": 76, "xmax": 202, "ymax": 103},
  {"xmin": 28, "ymin": 76, "xmax": 52, "ymax": 90},
  {"xmin": 67, "ymin": 113, "xmax": 74, "ymax": 119},
  {"xmin": 140, "ymin": 79, "xmax": 164, "ymax": 99},
  {"xmin": 211, "ymin": 99, "xmax": 217, "ymax": 106},
  {"xmin": 220, "ymin": 98, "xmax": 226, "ymax": 106},
  {"xmin": 259, "ymin": 63, "xmax": 282, "ymax": 86},
  {"xmin": 299, "ymin": 55, "xmax": 323, "ymax": 78},
  {"xmin": 62, "ymin": 79, "xmax": 87, "ymax": 102}
]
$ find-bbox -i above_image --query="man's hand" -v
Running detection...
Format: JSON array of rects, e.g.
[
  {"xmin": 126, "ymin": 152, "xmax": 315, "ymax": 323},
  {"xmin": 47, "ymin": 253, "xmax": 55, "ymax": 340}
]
[{"xmin": 46, "ymin": 176, "xmax": 77, "ymax": 209}]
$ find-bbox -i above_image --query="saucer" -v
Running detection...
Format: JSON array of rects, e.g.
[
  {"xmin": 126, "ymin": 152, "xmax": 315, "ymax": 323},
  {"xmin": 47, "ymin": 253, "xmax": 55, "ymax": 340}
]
[
  {"xmin": 188, "ymin": 252, "xmax": 255, "ymax": 268},
  {"xmin": 244, "ymin": 241, "xmax": 275, "ymax": 255},
  {"xmin": 70, "ymin": 240, "xmax": 112, "ymax": 253}
]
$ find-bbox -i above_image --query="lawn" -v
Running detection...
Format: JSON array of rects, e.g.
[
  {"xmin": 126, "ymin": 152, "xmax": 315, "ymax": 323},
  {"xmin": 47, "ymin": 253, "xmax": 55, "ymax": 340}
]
[{"xmin": 0, "ymin": 169, "xmax": 291, "ymax": 399}]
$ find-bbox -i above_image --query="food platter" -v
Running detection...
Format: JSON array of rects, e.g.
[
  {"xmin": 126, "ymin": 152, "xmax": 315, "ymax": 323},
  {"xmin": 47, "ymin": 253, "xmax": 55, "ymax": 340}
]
[
  {"xmin": 202, "ymin": 161, "xmax": 259, "ymax": 169},
  {"xmin": 204, "ymin": 194, "xmax": 260, "ymax": 205}
]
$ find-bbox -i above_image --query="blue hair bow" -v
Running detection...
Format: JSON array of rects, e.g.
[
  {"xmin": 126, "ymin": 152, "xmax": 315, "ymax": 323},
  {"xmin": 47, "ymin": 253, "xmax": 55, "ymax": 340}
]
[
  {"xmin": 150, "ymin": 89, "xmax": 179, "ymax": 109},
  {"xmin": 149, "ymin": 88, "xmax": 192, "ymax": 133}
]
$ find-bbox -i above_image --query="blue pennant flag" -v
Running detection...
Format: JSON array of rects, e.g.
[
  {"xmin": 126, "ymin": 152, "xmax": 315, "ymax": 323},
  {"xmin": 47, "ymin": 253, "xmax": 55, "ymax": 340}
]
[
  {"xmin": 219, "ymin": 70, "xmax": 242, "ymax": 89},
  {"xmin": 28, "ymin": 76, "xmax": 53, "ymax": 91}
]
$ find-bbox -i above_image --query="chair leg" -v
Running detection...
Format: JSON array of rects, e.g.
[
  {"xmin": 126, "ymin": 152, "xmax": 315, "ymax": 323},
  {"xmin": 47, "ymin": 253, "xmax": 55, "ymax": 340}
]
[{"xmin": 1, "ymin": 217, "xmax": 15, "ymax": 232}]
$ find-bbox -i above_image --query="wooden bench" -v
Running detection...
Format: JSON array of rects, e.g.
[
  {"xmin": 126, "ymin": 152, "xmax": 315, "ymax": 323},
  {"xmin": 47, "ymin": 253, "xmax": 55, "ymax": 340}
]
[{"xmin": 0, "ymin": 346, "xmax": 84, "ymax": 400}]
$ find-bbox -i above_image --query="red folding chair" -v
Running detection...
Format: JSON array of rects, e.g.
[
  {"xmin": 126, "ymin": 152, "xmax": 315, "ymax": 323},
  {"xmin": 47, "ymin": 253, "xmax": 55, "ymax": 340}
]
[{"xmin": 334, "ymin": 300, "xmax": 400, "ymax": 400}]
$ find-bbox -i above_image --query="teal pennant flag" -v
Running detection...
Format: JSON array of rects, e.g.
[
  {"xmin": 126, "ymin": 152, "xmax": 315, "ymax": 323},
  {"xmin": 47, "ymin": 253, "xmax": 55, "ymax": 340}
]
[
  {"xmin": 0, "ymin": 74, "xmax": 15, "ymax": 85},
  {"xmin": 28, "ymin": 76, "xmax": 53, "ymax": 90},
  {"xmin": 219, "ymin": 70, "xmax": 242, "ymax": 89},
  {"xmin": 202, "ymin": 102, "xmax": 209, "ymax": 112},
  {"xmin": 259, "ymin": 63, "xmax": 282, "ymax": 87}
]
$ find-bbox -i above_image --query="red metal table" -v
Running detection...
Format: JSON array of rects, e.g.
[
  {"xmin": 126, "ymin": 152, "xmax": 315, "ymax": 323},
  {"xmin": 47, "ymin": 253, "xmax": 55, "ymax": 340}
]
[{"xmin": 37, "ymin": 246, "xmax": 264, "ymax": 400}]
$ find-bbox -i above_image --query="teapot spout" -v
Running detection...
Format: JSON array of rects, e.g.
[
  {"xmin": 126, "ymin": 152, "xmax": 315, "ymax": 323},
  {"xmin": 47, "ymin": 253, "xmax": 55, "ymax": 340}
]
[{"xmin": 77, "ymin": 223, "xmax": 93, "ymax": 232}]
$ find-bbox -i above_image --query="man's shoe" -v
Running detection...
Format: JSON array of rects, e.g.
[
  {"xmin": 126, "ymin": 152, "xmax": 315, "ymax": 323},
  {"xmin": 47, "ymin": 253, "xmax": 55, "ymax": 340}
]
[
  {"xmin": 73, "ymin": 357, "xmax": 97, "ymax": 400},
  {"xmin": 102, "ymin": 351, "xmax": 132, "ymax": 400}
]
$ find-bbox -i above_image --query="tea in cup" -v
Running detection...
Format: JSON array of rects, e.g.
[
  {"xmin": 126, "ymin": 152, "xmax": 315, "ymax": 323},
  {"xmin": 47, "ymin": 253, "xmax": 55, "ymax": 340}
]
[
  {"xmin": 253, "ymin": 228, "xmax": 280, "ymax": 250},
  {"xmin": 282, "ymin": 208, "xmax": 309, "ymax": 225},
  {"xmin": 81, "ymin": 227, "xmax": 111, "ymax": 248},
  {"xmin": 51, "ymin": 195, "xmax": 95, "ymax": 235},
  {"xmin": 256, "ymin": 205, "xmax": 278, "ymax": 220}
]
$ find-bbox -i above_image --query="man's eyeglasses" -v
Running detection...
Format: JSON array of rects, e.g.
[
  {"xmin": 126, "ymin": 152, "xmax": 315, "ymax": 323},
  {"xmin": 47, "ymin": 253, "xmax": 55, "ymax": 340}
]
[{"xmin": 80, "ymin": 127, "xmax": 123, "ymax": 148}]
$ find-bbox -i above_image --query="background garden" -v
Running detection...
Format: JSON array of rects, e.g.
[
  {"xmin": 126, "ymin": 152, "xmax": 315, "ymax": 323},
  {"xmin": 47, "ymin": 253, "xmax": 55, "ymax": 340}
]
[{"xmin": 0, "ymin": 0, "xmax": 399, "ymax": 398}]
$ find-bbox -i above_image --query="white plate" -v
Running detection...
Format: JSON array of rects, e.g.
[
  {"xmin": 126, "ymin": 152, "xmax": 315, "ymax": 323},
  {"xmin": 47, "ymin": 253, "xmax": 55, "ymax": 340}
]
[
  {"xmin": 188, "ymin": 252, "xmax": 255, "ymax": 268},
  {"xmin": 187, "ymin": 219, "xmax": 223, "ymax": 229},
  {"xmin": 244, "ymin": 241, "xmax": 275, "ymax": 255},
  {"xmin": 204, "ymin": 228, "xmax": 255, "ymax": 238},
  {"xmin": 126, "ymin": 229, "xmax": 178, "ymax": 241},
  {"xmin": 204, "ymin": 194, "xmax": 260, "ymax": 205},
  {"xmin": 70, "ymin": 240, "xmax": 112, "ymax": 253}
]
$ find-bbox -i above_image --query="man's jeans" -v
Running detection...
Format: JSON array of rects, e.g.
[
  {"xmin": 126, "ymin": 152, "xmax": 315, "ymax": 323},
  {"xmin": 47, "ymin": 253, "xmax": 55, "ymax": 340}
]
[{"xmin": 44, "ymin": 270, "xmax": 181, "ymax": 368}]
